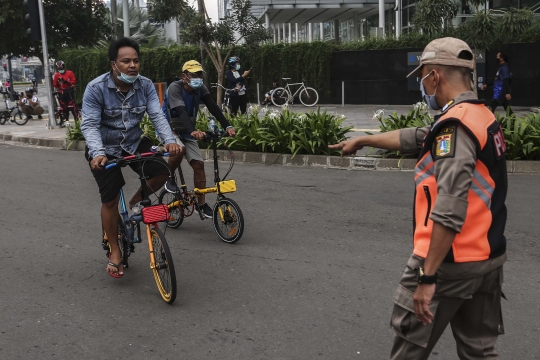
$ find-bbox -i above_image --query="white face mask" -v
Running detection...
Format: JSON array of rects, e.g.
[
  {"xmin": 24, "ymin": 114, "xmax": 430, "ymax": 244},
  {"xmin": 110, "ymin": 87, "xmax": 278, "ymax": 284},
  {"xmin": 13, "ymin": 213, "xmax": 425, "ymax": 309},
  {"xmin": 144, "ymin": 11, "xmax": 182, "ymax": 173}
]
[
  {"xmin": 420, "ymin": 71, "xmax": 440, "ymax": 111},
  {"xmin": 114, "ymin": 63, "xmax": 140, "ymax": 84}
]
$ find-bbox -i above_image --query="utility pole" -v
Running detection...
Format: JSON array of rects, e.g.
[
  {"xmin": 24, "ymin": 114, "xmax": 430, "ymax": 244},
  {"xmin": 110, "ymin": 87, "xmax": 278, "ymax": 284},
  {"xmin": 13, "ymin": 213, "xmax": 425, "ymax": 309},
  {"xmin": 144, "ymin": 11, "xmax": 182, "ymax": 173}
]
[
  {"xmin": 36, "ymin": 0, "xmax": 55, "ymax": 129},
  {"xmin": 7, "ymin": 57, "xmax": 14, "ymax": 101}
]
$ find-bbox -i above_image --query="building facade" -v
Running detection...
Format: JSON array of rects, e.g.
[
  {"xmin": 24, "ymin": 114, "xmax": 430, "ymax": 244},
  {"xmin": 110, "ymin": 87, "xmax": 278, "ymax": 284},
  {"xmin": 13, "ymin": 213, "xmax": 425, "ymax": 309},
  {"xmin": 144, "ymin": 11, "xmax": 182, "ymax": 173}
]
[{"xmin": 219, "ymin": 0, "xmax": 540, "ymax": 43}]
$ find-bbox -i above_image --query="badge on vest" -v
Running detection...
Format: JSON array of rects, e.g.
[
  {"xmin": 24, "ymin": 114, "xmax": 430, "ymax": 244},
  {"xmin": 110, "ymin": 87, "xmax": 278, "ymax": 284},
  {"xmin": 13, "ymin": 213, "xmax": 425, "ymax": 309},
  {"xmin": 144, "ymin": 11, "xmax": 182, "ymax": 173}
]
[{"xmin": 434, "ymin": 126, "xmax": 456, "ymax": 159}]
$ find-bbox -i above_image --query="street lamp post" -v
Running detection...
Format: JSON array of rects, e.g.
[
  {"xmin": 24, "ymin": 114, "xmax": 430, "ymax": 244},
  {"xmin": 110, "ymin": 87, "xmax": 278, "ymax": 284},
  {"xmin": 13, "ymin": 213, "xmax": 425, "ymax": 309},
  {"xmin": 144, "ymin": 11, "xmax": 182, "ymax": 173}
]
[{"xmin": 36, "ymin": 0, "xmax": 55, "ymax": 129}]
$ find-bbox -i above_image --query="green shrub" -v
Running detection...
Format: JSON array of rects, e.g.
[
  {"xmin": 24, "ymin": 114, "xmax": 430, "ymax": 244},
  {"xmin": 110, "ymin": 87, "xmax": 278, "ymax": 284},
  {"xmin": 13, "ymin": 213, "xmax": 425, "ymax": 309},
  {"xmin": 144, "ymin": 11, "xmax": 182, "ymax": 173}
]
[
  {"xmin": 65, "ymin": 118, "xmax": 85, "ymax": 150},
  {"xmin": 372, "ymin": 104, "xmax": 540, "ymax": 161}
]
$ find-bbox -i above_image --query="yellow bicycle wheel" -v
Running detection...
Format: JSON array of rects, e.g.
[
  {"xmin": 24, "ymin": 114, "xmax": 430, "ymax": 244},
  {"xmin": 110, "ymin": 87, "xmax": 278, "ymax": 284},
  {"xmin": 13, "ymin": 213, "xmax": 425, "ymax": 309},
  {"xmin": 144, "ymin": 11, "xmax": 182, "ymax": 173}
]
[{"xmin": 148, "ymin": 226, "xmax": 177, "ymax": 304}]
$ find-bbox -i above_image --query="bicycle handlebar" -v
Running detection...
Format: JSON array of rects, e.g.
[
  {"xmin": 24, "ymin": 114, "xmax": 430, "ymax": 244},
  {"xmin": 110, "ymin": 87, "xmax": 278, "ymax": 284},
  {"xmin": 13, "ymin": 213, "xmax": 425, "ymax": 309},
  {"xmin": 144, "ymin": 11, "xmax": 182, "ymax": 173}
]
[
  {"xmin": 210, "ymin": 83, "xmax": 237, "ymax": 93},
  {"xmin": 203, "ymin": 129, "xmax": 230, "ymax": 142},
  {"xmin": 103, "ymin": 149, "xmax": 170, "ymax": 169}
]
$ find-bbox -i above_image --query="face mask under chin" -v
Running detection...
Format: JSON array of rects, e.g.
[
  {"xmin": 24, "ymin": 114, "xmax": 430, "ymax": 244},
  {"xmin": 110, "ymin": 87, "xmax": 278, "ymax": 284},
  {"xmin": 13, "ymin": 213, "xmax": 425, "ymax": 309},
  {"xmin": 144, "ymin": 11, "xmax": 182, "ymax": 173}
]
[{"xmin": 114, "ymin": 63, "xmax": 139, "ymax": 84}]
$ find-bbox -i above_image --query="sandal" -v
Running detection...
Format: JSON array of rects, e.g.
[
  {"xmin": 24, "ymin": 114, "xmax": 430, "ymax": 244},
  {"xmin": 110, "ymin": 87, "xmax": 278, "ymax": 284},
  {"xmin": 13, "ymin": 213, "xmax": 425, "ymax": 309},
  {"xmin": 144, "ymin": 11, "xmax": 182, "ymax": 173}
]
[{"xmin": 107, "ymin": 259, "xmax": 124, "ymax": 278}]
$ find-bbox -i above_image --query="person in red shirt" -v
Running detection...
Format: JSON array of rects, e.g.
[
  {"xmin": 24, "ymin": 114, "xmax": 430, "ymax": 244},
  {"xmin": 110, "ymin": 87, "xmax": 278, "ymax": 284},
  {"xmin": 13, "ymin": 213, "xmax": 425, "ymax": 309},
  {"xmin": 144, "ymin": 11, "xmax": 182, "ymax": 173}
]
[{"xmin": 53, "ymin": 60, "xmax": 77, "ymax": 125}]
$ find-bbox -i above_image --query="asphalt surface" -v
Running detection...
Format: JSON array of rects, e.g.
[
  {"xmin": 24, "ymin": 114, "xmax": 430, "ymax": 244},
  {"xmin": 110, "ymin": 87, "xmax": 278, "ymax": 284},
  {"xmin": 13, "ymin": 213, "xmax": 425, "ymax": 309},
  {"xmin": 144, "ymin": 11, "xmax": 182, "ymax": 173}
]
[{"xmin": 0, "ymin": 143, "xmax": 539, "ymax": 359}]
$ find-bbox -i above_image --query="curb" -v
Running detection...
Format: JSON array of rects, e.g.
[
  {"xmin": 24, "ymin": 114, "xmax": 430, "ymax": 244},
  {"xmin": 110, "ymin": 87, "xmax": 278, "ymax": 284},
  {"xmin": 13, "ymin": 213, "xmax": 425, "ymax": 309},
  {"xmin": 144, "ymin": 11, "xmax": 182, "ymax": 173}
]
[{"xmin": 1, "ymin": 134, "xmax": 540, "ymax": 174}]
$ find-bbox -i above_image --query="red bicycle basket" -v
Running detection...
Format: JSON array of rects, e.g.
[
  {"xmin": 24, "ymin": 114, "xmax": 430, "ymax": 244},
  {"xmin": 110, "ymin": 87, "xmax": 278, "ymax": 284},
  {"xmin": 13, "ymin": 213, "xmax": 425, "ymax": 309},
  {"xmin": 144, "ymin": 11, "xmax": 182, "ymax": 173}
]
[{"xmin": 141, "ymin": 204, "xmax": 170, "ymax": 224}]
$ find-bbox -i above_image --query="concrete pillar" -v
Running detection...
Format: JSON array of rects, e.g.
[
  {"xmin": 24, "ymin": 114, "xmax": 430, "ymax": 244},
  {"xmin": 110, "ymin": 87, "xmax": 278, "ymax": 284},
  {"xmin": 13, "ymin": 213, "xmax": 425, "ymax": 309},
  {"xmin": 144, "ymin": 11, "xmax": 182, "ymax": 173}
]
[
  {"xmin": 265, "ymin": 12, "xmax": 270, "ymax": 29},
  {"xmin": 334, "ymin": 19, "xmax": 339, "ymax": 43},
  {"xmin": 273, "ymin": 26, "xmax": 276, "ymax": 43},
  {"xmin": 353, "ymin": 13, "xmax": 359, "ymax": 41},
  {"xmin": 122, "ymin": 0, "xmax": 130, "ymax": 37},
  {"xmin": 295, "ymin": 23, "xmax": 299, "ymax": 43},
  {"xmin": 395, "ymin": 0, "xmax": 401, "ymax": 38},
  {"xmin": 308, "ymin": 23, "xmax": 313, "ymax": 42},
  {"xmin": 379, "ymin": 0, "xmax": 385, "ymax": 36},
  {"xmin": 283, "ymin": 23, "xmax": 286, "ymax": 42},
  {"xmin": 320, "ymin": 22, "xmax": 324, "ymax": 41},
  {"xmin": 288, "ymin": 23, "xmax": 292, "ymax": 43}
]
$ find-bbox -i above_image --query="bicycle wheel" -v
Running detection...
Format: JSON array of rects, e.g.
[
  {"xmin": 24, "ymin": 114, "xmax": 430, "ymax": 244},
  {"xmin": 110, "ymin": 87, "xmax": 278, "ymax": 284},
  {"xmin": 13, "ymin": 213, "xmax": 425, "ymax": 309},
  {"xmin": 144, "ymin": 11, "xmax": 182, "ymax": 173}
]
[
  {"xmin": 14, "ymin": 110, "xmax": 28, "ymax": 125},
  {"xmin": 158, "ymin": 189, "xmax": 184, "ymax": 228},
  {"xmin": 0, "ymin": 112, "xmax": 6, "ymax": 125},
  {"xmin": 212, "ymin": 197, "xmax": 244, "ymax": 244},
  {"xmin": 299, "ymin": 87, "xmax": 319, "ymax": 107},
  {"xmin": 271, "ymin": 88, "xmax": 289, "ymax": 107},
  {"xmin": 54, "ymin": 110, "xmax": 64, "ymax": 126},
  {"xmin": 149, "ymin": 226, "xmax": 177, "ymax": 304}
]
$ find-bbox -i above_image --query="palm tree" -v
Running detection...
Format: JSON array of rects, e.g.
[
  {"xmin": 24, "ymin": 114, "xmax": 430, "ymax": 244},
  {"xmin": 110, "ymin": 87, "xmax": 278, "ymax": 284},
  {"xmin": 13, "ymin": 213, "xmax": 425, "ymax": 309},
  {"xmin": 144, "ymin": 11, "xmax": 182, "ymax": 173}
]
[{"xmin": 115, "ymin": 3, "xmax": 174, "ymax": 47}]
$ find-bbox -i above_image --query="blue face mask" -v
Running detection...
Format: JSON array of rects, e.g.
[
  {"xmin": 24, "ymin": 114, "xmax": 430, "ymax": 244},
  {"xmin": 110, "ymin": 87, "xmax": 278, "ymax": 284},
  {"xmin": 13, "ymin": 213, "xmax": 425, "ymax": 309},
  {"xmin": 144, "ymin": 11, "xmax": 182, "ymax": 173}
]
[
  {"xmin": 420, "ymin": 72, "xmax": 440, "ymax": 111},
  {"xmin": 114, "ymin": 63, "xmax": 140, "ymax": 84},
  {"xmin": 189, "ymin": 78, "xmax": 203, "ymax": 89},
  {"xmin": 235, "ymin": 64, "xmax": 241, "ymax": 71}
]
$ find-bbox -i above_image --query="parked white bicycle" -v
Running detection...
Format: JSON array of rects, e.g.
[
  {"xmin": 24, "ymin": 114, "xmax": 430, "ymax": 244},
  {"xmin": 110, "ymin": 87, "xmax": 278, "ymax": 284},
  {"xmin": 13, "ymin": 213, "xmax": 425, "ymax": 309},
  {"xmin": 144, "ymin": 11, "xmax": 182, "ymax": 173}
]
[{"xmin": 271, "ymin": 78, "xmax": 319, "ymax": 107}]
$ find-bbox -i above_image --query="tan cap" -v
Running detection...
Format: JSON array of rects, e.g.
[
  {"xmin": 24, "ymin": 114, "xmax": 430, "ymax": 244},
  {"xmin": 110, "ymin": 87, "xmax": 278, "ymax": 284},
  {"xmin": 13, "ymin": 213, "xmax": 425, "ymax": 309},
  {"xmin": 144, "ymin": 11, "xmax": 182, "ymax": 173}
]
[
  {"xmin": 182, "ymin": 60, "xmax": 204, "ymax": 73},
  {"xmin": 407, "ymin": 37, "xmax": 474, "ymax": 78}
]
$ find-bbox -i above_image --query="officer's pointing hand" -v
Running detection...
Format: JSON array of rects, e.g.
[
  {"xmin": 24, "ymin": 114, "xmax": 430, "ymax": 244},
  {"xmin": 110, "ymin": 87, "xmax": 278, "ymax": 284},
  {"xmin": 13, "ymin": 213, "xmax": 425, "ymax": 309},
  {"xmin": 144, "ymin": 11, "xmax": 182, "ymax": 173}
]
[{"xmin": 329, "ymin": 140, "xmax": 362, "ymax": 156}]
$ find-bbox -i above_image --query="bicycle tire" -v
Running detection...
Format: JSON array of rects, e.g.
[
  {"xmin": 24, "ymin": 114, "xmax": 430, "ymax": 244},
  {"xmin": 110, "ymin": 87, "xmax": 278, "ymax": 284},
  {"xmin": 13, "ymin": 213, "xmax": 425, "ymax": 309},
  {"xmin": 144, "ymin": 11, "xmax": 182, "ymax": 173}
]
[
  {"xmin": 271, "ymin": 88, "xmax": 289, "ymax": 107},
  {"xmin": 55, "ymin": 110, "xmax": 64, "ymax": 126},
  {"xmin": 212, "ymin": 197, "xmax": 244, "ymax": 244},
  {"xmin": 299, "ymin": 87, "xmax": 319, "ymax": 107},
  {"xmin": 158, "ymin": 189, "xmax": 184, "ymax": 228},
  {"xmin": 118, "ymin": 220, "xmax": 130, "ymax": 268},
  {"xmin": 0, "ymin": 112, "xmax": 6, "ymax": 125},
  {"xmin": 14, "ymin": 110, "xmax": 28, "ymax": 125},
  {"xmin": 149, "ymin": 226, "xmax": 177, "ymax": 304}
]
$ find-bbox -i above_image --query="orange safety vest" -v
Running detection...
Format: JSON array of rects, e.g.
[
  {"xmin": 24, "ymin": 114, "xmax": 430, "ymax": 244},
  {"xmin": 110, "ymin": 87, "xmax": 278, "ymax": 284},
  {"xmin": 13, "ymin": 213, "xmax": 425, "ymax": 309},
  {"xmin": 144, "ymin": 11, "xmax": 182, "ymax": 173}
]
[{"xmin": 413, "ymin": 100, "xmax": 508, "ymax": 263}]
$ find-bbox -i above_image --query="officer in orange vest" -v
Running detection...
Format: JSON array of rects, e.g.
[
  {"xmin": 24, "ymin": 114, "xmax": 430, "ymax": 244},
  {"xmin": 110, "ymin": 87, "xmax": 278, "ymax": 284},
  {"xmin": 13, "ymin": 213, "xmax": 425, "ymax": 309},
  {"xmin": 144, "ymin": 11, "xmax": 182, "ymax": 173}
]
[{"xmin": 330, "ymin": 37, "xmax": 507, "ymax": 359}]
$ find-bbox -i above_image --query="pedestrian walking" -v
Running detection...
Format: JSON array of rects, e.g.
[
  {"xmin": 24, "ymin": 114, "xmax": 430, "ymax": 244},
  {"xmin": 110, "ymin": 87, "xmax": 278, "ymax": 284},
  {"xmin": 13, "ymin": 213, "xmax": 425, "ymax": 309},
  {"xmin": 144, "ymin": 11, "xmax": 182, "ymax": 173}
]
[
  {"xmin": 225, "ymin": 56, "xmax": 250, "ymax": 115},
  {"xmin": 330, "ymin": 37, "xmax": 508, "ymax": 360},
  {"xmin": 18, "ymin": 88, "xmax": 44, "ymax": 119},
  {"xmin": 481, "ymin": 52, "xmax": 513, "ymax": 115}
]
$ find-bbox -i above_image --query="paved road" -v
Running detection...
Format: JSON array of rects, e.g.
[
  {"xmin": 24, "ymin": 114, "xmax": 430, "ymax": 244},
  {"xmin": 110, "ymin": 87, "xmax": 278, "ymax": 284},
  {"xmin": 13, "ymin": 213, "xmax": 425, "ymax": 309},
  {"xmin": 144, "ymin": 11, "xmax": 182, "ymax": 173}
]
[{"xmin": 0, "ymin": 143, "xmax": 539, "ymax": 359}]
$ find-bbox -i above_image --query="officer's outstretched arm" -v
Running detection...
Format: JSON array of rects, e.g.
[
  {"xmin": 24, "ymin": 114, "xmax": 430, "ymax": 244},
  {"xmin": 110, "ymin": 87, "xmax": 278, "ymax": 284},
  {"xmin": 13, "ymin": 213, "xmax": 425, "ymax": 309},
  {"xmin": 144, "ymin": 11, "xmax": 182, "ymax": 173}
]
[{"xmin": 329, "ymin": 130, "xmax": 401, "ymax": 156}]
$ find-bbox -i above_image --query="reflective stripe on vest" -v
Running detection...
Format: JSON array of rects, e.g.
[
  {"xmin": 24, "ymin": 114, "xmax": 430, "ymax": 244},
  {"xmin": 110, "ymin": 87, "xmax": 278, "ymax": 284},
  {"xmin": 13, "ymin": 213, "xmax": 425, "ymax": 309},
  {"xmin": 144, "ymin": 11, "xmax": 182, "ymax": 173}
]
[{"xmin": 413, "ymin": 102, "xmax": 507, "ymax": 263}]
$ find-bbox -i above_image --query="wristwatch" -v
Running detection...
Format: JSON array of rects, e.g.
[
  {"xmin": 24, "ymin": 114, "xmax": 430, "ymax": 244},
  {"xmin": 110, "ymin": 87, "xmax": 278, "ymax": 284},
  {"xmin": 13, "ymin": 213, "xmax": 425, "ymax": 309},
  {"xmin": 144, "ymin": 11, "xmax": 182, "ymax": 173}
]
[{"xmin": 417, "ymin": 267, "xmax": 437, "ymax": 284}]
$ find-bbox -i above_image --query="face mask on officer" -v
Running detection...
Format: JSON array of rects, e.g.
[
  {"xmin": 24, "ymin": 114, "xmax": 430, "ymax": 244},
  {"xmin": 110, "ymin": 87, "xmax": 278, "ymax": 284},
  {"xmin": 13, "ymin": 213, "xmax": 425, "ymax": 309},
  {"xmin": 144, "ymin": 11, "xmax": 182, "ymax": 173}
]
[
  {"xmin": 236, "ymin": 64, "xmax": 241, "ymax": 71},
  {"xmin": 420, "ymin": 70, "xmax": 440, "ymax": 111}
]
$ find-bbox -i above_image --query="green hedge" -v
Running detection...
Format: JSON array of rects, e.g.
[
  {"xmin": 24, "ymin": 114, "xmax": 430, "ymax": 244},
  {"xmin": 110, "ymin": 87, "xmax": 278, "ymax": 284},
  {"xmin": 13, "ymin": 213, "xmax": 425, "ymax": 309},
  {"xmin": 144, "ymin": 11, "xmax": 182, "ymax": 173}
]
[
  {"xmin": 59, "ymin": 42, "xmax": 336, "ymax": 104},
  {"xmin": 373, "ymin": 105, "xmax": 540, "ymax": 161}
]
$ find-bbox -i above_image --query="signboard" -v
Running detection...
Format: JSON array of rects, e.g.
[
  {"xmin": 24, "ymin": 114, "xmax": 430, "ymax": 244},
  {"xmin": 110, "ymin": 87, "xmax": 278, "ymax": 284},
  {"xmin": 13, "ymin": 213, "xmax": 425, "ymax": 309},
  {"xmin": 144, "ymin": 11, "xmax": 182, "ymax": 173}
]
[{"xmin": 407, "ymin": 51, "xmax": 486, "ymax": 91}]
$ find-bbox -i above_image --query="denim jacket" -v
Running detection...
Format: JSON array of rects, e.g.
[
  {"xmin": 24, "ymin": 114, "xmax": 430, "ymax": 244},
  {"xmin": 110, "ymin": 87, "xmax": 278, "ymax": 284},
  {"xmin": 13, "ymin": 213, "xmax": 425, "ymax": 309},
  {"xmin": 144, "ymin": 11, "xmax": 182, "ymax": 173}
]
[{"xmin": 81, "ymin": 72, "xmax": 175, "ymax": 159}]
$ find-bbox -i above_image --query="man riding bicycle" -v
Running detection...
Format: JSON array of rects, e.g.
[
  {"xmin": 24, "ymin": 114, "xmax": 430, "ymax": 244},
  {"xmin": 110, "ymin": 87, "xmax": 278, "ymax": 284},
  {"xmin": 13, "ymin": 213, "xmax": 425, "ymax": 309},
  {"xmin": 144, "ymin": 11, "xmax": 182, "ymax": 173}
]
[
  {"xmin": 53, "ymin": 60, "xmax": 77, "ymax": 126},
  {"xmin": 81, "ymin": 38, "xmax": 183, "ymax": 278},
  {"xmin": 162, "ymin": 60, "xmax": 236, "ymax": 218}
]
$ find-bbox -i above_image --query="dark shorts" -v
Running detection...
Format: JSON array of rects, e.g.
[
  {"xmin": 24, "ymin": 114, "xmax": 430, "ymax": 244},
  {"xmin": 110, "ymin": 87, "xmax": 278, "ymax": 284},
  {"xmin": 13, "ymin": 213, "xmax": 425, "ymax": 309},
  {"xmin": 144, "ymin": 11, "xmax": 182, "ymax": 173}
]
[{"xmin": 85, "ymin": 137, "xmax": 170, "ymax": 204}]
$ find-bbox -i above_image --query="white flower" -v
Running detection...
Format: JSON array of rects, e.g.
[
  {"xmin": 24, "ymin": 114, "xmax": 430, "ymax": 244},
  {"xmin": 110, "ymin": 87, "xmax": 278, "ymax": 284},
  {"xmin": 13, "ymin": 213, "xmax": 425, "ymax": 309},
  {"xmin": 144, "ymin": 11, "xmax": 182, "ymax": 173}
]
[
  {"xmin": 372, "ymin": 109, "xmax": 385, "ymax": 121},
  {"xmin": 413, "ymin": 102, "xmax": 428, "ymax": 111}
]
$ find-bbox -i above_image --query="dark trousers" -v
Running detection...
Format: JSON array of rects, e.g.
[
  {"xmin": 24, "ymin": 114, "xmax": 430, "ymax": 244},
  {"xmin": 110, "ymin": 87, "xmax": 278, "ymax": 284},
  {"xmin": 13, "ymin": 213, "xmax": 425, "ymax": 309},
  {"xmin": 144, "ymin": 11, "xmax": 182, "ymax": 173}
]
[
  {"xmin": 490, "ymin": 99, "xmax": 513, "ymax": 116},
  {"xmin": 230, "ymin": 94, "xmax": 248, "ymax": 115},
  {"xmin": 60, "ymin": 88, "xmax": 76, "ymax": 120}
]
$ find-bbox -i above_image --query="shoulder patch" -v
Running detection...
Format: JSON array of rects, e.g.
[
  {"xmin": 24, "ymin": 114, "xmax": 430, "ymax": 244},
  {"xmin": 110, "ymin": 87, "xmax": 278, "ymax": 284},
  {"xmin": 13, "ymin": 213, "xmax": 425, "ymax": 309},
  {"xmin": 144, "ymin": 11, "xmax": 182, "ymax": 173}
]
[{"xmin": 434, "ymin": 125, "xmax": 457, "ymax": 159}]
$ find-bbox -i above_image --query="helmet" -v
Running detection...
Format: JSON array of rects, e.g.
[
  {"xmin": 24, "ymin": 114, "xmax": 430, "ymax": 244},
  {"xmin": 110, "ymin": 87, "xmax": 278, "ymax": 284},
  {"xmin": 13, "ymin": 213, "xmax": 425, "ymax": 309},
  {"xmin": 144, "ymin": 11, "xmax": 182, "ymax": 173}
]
[
  {"xmin": 228, "ymin": 56, "xmax": 241, "ymax": 68},
  {"xmin": 56, "ymin": 60, "xmax": 65, "ymax": 71}
]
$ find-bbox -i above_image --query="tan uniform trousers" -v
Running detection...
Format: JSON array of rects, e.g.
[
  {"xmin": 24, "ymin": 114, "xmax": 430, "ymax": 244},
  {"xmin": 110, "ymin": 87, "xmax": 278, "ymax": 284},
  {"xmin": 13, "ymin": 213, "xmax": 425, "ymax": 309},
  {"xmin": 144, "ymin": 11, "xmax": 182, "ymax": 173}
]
[
  {"xmin": 21, "ymin": 104, "xmax": 44, "ymax": 117},
  {"xmin": 390, "ymin": 256, "xmax": 504, "ymax": 360}
]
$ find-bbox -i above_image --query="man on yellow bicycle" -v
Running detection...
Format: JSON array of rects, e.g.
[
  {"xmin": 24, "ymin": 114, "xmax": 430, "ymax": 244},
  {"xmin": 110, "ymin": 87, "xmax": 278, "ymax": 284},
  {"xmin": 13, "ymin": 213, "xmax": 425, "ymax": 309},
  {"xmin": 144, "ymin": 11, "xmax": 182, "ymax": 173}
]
[
  {"xmin": 81, "ymin": 38, "xmax": 183, "ymax": 278},
  {"xmin": 162, "ymin": 60, "xmax": 236, "ymax": 218}
]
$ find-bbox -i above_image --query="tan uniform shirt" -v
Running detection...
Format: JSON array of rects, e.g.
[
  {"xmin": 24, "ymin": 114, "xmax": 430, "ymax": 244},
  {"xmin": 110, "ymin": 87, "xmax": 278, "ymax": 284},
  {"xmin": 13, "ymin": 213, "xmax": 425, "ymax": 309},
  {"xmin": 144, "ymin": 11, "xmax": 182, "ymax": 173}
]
[{"xmin": 399, "ymin": 92, "xmax": 506, "ymax": 276}]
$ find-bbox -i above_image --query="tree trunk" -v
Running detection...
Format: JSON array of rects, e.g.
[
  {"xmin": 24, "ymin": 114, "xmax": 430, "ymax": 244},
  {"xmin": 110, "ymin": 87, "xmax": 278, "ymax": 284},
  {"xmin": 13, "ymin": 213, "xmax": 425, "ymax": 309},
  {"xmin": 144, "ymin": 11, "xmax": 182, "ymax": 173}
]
[{"xmin": 216, "ymin": 68, "xmax": 224, "ymax": 108}]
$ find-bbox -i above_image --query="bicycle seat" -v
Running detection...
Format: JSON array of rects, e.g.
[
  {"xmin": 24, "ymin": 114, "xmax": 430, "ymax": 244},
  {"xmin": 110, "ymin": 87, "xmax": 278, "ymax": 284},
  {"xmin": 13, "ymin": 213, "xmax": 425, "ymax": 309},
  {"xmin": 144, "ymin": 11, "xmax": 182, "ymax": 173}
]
[{"xmin": 282, "ymin": 78, "xmax": 291, "ymax": 81}]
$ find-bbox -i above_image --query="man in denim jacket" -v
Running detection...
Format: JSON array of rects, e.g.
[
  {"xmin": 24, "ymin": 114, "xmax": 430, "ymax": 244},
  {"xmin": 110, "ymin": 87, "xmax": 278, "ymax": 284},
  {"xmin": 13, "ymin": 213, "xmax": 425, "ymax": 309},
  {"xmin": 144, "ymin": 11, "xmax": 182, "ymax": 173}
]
[{"xmin": 81, "ymin": 37, "xmax": 182, "ymax": 278}]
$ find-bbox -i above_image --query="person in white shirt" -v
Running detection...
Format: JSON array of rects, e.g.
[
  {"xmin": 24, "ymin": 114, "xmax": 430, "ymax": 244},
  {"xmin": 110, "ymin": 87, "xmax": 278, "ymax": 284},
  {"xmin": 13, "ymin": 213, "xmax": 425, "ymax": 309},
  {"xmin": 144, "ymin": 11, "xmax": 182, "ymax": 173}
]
[{"xmin": 18, "ymin": 88, "xmax": 44, "ymax": 119}]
